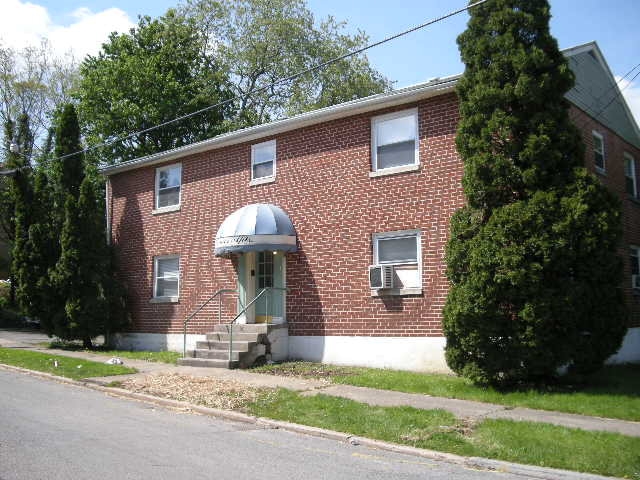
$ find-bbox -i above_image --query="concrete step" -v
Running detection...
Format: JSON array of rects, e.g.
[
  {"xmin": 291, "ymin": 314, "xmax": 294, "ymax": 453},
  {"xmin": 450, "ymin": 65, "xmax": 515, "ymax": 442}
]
[
  {"xmin": 177, "ymin": 357, "xmax": 239, "ymax": 369},
  {"xmin": 192, "ymin": 349, "xmax": 239, "ymax": 361},
  {"xmin": 196, "ymin": 340, "xmax": 253, "ymax": 351},
  {"xmin": 206, "ymin": 331, "xmax": 263, "ymax": 342},
  {"xmin": 212, "ymin": 324, "xmax": 269, "ymax": 334}
]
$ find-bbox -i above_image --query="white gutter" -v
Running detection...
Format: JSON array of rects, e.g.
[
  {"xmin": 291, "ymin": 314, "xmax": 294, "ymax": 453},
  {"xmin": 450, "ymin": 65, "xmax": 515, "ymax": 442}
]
[{"xmin": 100, "ymin": 75, "xmax": 459, "ymax": 176}]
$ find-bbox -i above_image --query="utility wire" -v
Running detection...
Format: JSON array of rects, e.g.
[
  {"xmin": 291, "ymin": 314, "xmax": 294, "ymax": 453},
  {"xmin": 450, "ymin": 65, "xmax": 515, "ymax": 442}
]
[
  {"xmin": 53, "ymin": 0, "xmax": 489, "ymax": 162},
  {"xmin": 592, "ymin": 69, "xmax": 640, "ymax": 120},
  {"xmin": 573, "ymin": 63, "xmax": 640, "ymax": 134}
]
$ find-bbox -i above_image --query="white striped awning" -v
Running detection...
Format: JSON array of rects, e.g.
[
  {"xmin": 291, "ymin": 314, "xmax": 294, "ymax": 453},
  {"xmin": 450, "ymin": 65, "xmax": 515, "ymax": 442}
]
[{"xmin": 214, "ymin": 203, "xmax": 297, "ymax": 256}]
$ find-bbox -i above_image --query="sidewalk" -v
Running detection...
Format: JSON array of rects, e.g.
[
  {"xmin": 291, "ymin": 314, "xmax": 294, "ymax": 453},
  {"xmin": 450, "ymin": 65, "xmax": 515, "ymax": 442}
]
[{"xmin": 2, "ymin": 328, "xmax": 639, "ymax": 438}]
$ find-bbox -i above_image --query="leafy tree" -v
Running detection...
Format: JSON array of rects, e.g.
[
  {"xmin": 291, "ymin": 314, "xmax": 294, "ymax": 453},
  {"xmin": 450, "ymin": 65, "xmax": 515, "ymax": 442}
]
[
  {"xmin": 443, "ymin": 0, "xmax": 626, "ymax": 385},
  {"xmin": 76, "ymin": 9, "xmax": 232, "ymax": 164},
  {"xmin": 181, "ymin": 0, "xmax": 392, "ymax": 125},
  {"xmin": 0, "ymin": 40, "xmax": 78, "ymax": 147}
]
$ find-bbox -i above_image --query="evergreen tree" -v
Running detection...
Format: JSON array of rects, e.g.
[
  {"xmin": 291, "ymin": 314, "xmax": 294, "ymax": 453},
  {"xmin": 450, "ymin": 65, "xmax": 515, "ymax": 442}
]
[
  {"xmin": 443, "ymin": 0, "xmax": 626, "ymax": 385},
  {"xmin": 16, "ymin": 166, "xmax": 59, "ymax": 329},
  {"xmin": 45, "ymin": 104, "xmax": 129, "ymax": 346},
  {"xmin": 0, "ymin": 120, "xmax": 17, "ymax": 302},
  {"xmin": 9, "ymin": 114, "xmax": 34, "ymax": 310},
  {"xmin": 51, "ymin": 179, "xmax": 107, "ymax": 347},
  {"xmin": 53, "ymin": 104, "xmax": 84, "ymax": 201},
  {"xmin": 41, "ymin": 104, "xmax": 86, "ymax": 338}
]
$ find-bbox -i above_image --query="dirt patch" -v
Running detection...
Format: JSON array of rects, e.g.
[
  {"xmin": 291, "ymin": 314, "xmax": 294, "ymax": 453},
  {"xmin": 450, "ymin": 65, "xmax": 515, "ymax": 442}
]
[
  {"xmin": 253, "ymin": 362, "xmax": 357, "ymax": 381},
  {"xmin": 400, "ymin": 419, "xmax": 477, "ymax": 444},
  {"xmin": 120, "ymin": 374, "xmax": 269, "ymax": 410}
]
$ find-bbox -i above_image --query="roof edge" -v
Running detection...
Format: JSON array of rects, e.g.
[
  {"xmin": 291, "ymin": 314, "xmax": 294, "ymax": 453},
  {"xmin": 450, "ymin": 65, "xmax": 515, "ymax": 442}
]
[
  {"xmin": 101, "ymin": 42, "xmax": 640, "ymax": 176},
  {"xmin": 564, "ymin": 41, "xmax": 640, "ymax": 146},
  {"xmin": 100, "ymin": 75, "xmax": 459, "ymax": 176}
]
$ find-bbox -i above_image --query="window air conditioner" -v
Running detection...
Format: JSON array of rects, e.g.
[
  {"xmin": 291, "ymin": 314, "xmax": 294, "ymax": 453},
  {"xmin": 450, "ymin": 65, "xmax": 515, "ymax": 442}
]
[{"xmin": 369, "ymin": 265, "xmax": 394, "ymax": 289}]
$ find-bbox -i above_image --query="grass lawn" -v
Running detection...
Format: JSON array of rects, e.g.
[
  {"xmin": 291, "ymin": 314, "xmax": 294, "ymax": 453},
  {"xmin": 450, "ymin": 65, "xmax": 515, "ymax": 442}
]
[
  {"xmin": 0, "ymin": 347, "xmax": 137, "ymax": 379},
  {"xmin": 253, "ymin": 362, "xmax": 640, "ymax": 421},
  {"xmin": 248, "ymin": 389, "xmax": 640, "ymax": 479},
  {"xmin": 46, "ymin": 341, "xmax": 182, "ymax": 364}
]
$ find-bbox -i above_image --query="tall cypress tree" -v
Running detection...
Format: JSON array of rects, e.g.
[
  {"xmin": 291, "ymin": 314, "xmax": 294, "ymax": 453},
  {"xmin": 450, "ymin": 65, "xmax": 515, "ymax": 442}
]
[
  {"xmin": 10, "ymin": 114, "xmax": 34, "ymax": 311},
  {"xmin": 1, "ymin": 120, "xmax": 17, "ymax": 304},
  {"xmin": 42, "ymin": 104, "xmax": 85, "ymax": 339},
  {"xmin": 443, "ymin": 0, "xmax": 626, "ymax": 385},
  {"xmin": 47, "ymin": 104, "xmax": 129, "ymax": 346},
  {"xmin": 51, "ymin": 180, "xmax": 107, "ymax": 347},
  {"xmin": 16, "ymin": 165, "xmax": 59, "ymax": 329},
  {"xmin": 53, "ymin": 104, "xmax": 85, "ymax": 203}
]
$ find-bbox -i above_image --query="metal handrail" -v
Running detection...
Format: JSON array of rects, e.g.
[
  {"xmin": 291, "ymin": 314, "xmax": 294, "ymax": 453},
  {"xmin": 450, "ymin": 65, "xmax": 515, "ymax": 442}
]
[
  {"xmin": 183, "ymin": 288, "xmax": 237, "ymax": 358},
  {"xmin": 227, "ymin": 287, "xmax": 288, "ymax": 362}
]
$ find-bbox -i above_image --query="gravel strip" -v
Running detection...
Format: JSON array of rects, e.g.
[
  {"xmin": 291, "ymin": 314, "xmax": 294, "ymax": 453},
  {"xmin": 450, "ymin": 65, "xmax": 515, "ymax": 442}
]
[{"xmin": 120, "ymin": 374, "xmax": 269, "ymax": 410}]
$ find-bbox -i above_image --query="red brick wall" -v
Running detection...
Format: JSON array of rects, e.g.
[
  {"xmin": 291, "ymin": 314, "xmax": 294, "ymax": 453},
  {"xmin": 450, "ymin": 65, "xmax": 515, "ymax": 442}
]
[
  {"xmin": 571, "ymin": 107, "xmax": 640, "ymax": 327},
  {"xmin": 109, "ymin": 93, "xmax": 640, "ymax": 337}
]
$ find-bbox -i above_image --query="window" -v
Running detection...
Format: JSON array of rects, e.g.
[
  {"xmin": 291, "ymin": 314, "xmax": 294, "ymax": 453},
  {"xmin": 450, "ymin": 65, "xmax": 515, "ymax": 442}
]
[
  {"xmin": 153, "ymin": 256, "xmax": 180, "ymax": 299},
  {"xmin": 373, "ymin": 230, "xmax": 421, "ymax": 290},
  {"xmin": 257, "ymin": 251, "xmax": 274, "ymax": 289},
  {"xmin": 371, "ymin": 109, "xmax": 419, "ymax": 173},
  {"xmin": 624, "ymin": 153, "xmax": 638, "ymax": 198},
  {"xmin": 631, "ymin": 246, "xmax": 640, "ymax": 290},
  {"xmin": 592, "ymin": 131, "xmax": 605, "ymax": 172},
  {"xmin": 251, "ymin": 140, "xmax": 276, "ymax": 183},
  {"xmin": 155, "ymin": 164, "xmax": 181, "ymax": 210}
]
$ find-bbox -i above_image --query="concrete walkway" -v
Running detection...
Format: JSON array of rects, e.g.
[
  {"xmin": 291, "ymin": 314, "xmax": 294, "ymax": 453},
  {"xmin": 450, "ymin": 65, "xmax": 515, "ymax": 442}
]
[{"xmin": 1, "ymin": 328, "xmax": 639, "ymax": 438}]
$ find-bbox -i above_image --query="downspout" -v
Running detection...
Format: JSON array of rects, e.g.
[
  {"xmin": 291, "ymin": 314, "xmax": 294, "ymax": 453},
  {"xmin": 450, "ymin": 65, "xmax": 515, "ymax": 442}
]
[
  {"xmin": 105, "ymin": 177, "xmax": 112, "ymax": 245},
  {"xmin": 104, "ymin": 176, "xmax": 113, "ymax": 347}
]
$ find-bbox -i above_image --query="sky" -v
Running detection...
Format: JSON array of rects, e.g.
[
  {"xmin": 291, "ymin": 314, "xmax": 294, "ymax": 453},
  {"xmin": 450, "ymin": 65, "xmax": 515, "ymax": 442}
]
[{"xmin": 1, "ymin": 0, "xmax": 639, "ymax": 121}]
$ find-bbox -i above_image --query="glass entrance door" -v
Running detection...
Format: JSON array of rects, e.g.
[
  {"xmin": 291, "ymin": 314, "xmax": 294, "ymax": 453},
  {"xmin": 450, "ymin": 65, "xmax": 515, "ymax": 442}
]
[
  {"xmin": 237, "ymin": 251, "xmax": 285, "ymax": 324},
  {"xmin": 255, "ymin": 252, "xmax": 285, "ymax": 323}
]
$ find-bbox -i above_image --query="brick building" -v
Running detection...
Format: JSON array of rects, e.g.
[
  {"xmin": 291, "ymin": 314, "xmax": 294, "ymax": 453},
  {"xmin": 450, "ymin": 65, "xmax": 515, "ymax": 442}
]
[{"xmin": 103, "ymin": 42, "xmax": 640, "ymax": 371}]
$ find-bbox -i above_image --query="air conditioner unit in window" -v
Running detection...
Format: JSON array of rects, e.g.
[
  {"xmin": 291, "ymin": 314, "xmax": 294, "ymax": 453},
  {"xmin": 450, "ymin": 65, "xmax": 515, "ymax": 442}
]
[
  {"xmin": 633, "ymin": 274, "xmax": 640, "ymax": 289},
  {"xmin": 369, "ymin": 265, "xmax": 394, "ymax": 289}
]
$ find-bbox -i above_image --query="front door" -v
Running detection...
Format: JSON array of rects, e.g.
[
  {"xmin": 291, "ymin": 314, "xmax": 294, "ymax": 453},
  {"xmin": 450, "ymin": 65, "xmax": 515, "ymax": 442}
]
[{"xmin": 237, "ymin": 251, "xmax": 285, "ymax": 324}]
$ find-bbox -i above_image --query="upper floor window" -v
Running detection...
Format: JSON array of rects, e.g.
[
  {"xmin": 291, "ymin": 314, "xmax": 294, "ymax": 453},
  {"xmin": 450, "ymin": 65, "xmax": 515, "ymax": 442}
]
[
  {"xmin": 153, "ymin": 255, "xmax": 180, "ymax": 299},
  {"xmin": 592, "ymin": 131, "xmax": 605, "ymax": 173},
  {"xmin": 372, "ymin": 230, "xmax": 421, "ymax": 291},
  {"xmin": 624, "ymin": 153, "xmax": 638, "ymax": 198},
  {"xmin": 155, "ymin": 163, "xmax": 181, "ymax": 211},
  {"xmin": 630, "ymin": 246, "xmax": 640, "ymax": 290},
  {"xmin": 251, "ymin": 140, "xmax": 276, "ymax": 184},
  {"xmin": 371, "ymin": 109, "xmax": 419, "ymax": 174}
]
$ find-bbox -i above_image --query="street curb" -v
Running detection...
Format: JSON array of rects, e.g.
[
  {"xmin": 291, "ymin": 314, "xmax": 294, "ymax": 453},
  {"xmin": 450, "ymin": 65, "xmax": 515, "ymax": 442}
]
[{"xmin": 0, "ymin": 363, "xmax": 621, "ymax": 480}]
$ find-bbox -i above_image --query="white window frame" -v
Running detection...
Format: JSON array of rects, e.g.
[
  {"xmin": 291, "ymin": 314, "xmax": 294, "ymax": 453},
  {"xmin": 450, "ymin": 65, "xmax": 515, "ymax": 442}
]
[
  {"xmin": 631, "ymin": 246, "xmax": 640, "ymax": 291},
  {"xmin": 592, "ymin": 131, "xmax": 605, "ymax": 173},
  {"xmin": 370, "ymin": 108, "xmax": 419, "ymax": 177},
  {"xmin": 372, "ymin": 230, "xmax": 422, "ymax": 295},
  {"xmin": 624, "ymin": 152, "xmax": 638, "ymax": 198},
  {"xmin": 154, "ymin": 163, "xmax": 182, "ymax": 213},
  {"xmin": 152, "ymin": 255, "xmax": 180, "ymax": 301},
  {"xmin": 250, "ymin": 139, "xmax": 276, "ymax": 185}
]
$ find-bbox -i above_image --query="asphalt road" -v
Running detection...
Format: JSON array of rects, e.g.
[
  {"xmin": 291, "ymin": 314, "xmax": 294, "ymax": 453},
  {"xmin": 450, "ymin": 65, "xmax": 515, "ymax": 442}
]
[{"xmin": 0, "ymin": 369, "xmax": 522, "ymax": 480}]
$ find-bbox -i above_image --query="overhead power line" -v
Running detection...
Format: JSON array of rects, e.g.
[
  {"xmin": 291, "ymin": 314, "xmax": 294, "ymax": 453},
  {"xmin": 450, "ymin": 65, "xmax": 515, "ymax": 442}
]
[
  {"xmin": 53, "ymin": 0, "xmax": 489, "ymax": 163},
  {"xmin": 572, "ymin": 62, "xmax": 640, "ymax": 133}
]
